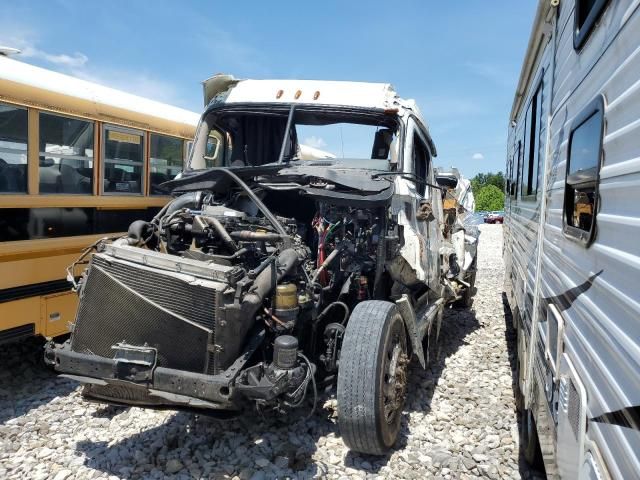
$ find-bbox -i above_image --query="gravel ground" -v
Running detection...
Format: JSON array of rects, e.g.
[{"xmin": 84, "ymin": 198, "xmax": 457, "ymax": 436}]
[{"xmin": 0, "ymin": 224, "xmax": 546, "ymax": 479}]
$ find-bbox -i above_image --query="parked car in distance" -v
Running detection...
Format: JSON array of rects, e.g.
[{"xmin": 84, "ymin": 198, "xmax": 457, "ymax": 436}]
[{"xmin": 485, "ymin": 211, "xmax": 504, "ymax": 224}]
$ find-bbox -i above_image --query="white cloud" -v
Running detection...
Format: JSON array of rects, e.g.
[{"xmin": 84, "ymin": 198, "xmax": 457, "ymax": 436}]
[
  {"xmin": 417, "ymin": 95, "xmax": 486, "ymax": 120},
  {"xmin": 464, "ymin": 62, "xmax": 517, "ymax": 88},
  {"xmin": 472, "ymin": 153, "xmax": 485, "ymax": 160},
  {"xmin": 21, "ymin": 46, "xmax": 88, "ymax": 68},
  {"xmin": 0, "ymin": 27, "xmax": 183, "ymax": 107},
  {"xmin": 192, "ymin": 25, "xmax": 270, "ymax": 77},
  {"xmin": 70, "ymin": 68, "xmax": 180, "ymax": 106},
  {"xmin": 303, "ymin": 136, "xmax": 327, "ymax": 149},
  {"xmin": 0, "ymin": 17, "xmax": 262, "ymax": 108}
]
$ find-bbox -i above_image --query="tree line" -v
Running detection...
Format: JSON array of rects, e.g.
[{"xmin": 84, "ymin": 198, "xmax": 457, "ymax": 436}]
[{"xmin": 470, "ymin": 171, "xmax": 505, "ymax": 212}]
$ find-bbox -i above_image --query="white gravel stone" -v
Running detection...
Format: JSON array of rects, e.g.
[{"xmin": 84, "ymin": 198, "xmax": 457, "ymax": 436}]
[
  {"xmin": 0, "ymin": 225, "xmax": 547, "ymax": 479},
  {"xmin": 52, "ymin": 470, "xmax": 72, "ymax": 480}
]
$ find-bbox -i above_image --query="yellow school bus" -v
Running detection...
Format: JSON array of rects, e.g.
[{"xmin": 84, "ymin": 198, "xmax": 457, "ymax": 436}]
[{"xmin": 0, "ymin": 52, "xmax": 199, "ymax": 343}]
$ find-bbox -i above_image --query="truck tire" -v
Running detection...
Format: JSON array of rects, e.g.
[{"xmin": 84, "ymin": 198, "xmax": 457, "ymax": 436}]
[
  {"xmin": 461, "ymin": 271, "xmax": 476, "ymax": 308},
  {"xmin": 337, "ymin": 300, "xmax": 409, "ymax": 455}
]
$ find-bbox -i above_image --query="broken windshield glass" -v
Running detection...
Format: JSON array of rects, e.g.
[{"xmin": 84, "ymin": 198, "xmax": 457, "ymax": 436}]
[{"xmin": 189, "ymin": 106, "xmax": 399, "ymax": 171}]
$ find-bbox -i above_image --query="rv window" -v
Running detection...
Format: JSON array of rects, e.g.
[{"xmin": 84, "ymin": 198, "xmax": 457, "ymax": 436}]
[
  {"xmin": 574, "ymin": 0, "xmax": 610, "ymax": 50},
  {"xmin": 510, "ymin": 141, "xmax": 521, "ymax": 198},
  {"xmin": 563, "ymin": 96, "xmax": 604, "ymax": 245},
  {"xmin": 521, "ymin": 84, "xmax": 542, "ymax": 199}
]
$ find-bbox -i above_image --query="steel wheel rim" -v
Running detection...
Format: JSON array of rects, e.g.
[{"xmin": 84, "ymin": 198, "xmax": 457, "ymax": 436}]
[{"xmin": 382, "ymin": 322, "xmax": 408, "ymax": 424}]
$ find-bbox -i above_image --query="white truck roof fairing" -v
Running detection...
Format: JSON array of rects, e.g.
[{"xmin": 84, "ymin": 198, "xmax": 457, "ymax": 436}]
[
  {"xmin": 202, "ymin": 74, "xmax": 436, "ymax": 156},
  {"xmin": 0, "ymin": 55, "xmax": 200, "ymax": 137}
]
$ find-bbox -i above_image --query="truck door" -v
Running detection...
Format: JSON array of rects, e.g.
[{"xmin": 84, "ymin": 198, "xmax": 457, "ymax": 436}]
[{"xmin": 400, "ymin": 119, "xmax": 442, "ymax": 293}]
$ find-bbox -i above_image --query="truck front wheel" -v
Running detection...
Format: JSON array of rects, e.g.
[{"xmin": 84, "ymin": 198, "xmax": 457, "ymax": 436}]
[{"xmin": 337, "ymin": 301, "xmax": 409, "ymax": 455}]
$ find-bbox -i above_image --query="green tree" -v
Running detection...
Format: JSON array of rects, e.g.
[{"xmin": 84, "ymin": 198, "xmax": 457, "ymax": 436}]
[
  {"xmin": 471, "ymin": 171, "xmax": 505, "ymax": 193},
  {"xmin": 471, "ymin": 172, "xmax": 504, "ymax": 194},
  {"xmin": 475, "ymin": 185, "xmax": 505, "ymax": 211}
]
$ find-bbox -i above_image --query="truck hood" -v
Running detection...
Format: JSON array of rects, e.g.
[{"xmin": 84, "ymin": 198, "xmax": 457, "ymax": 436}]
[{"xmin": 161, "ymin": 161, "xmax": 394, "ymax": 196}]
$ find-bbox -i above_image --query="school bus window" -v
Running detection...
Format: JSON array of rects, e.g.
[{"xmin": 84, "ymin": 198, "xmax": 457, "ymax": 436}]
[
  {"xmin": 103, "ymin": 126, "xmax": 144, "ymax": 195},
  {"xmin": 39, "ymin": 112, "xmax": 94, "ymax": 194},
  {"xmin": 0, "ymin": 103, "xmax": 28, "ymax": 193},
  {"xmin": 150, "ymin": 134, "xmax": 184, "ymax": 195}
]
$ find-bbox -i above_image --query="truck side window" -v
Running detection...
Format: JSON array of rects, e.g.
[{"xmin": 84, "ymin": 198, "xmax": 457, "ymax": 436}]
[
  {"xmin": 563, "ymin": 95, "xmax": 604, "ymax": 245},
  {"xmin": 204, "ymin": 130, "xmax": 226, "ymax": 168},
  {"xmin": 412, "ymin": 132, "xmax": 429, "ymax": 195}
]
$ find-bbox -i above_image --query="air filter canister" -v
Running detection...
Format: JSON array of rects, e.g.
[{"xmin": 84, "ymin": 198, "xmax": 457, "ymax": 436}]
[{"xmin": 273, "ymin": 335, "xmax": 298, "ymax": 369}]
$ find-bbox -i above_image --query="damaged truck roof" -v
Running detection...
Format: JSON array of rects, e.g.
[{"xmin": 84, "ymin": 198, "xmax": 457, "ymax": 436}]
[{"xmin": 202, "ymin": 74, "xmax": 437, "ymax": 157}]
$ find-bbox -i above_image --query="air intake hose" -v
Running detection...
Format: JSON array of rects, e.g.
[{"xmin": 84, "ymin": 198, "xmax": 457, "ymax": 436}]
[{"xmin": 242, "ymin": 248, "xmax": 305, "ymax": 315}]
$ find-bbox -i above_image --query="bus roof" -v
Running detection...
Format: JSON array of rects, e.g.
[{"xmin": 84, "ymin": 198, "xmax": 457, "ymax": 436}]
[{"xmin": 0, "ymin": 55, "xmax": 200, "ymax": 138}]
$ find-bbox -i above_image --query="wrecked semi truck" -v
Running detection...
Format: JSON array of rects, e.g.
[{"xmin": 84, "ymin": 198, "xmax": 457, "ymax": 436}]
[{"xmin": 45, "ymin": 77, "xmax": 478, "ymax": 454}]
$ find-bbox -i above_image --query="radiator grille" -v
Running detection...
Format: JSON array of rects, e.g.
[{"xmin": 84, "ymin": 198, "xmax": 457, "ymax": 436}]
[
  {"xmin": 92, "ymin": 255, "xmax": 217, "ymax": 330},
  {"xmin": 71, "ymin": 254, "xmax": 220, "ymax": 374}
]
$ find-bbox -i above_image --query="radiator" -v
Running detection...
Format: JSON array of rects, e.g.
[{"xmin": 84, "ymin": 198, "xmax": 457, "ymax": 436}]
[{"xmin": 71, "ymin": 251, "xmax": 227, "ymax": 374}]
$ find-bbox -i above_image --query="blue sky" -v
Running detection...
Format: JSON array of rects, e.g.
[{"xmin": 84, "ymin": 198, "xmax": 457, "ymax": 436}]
[{"xmin": 1, "ymin": 0, "xmax": 537, "ymax": 177}]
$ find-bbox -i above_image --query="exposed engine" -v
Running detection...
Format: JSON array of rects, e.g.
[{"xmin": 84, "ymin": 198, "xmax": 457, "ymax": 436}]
[
  {"xmin": 54, "ymin": 168, "xmax": 407, "ymax": 415},
  {"xmin": 43, "ymin": 81, "xmax": 480, "ymax": 455}
]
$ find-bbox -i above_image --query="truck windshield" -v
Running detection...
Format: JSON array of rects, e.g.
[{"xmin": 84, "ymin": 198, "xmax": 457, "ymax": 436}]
[
  {"xmin": 189, "ymin": 107, "xmax": 399, "ymax": 170},
  {"xmin": 293, "ymin": 122, "xmax": 397, "ymax": 164}
]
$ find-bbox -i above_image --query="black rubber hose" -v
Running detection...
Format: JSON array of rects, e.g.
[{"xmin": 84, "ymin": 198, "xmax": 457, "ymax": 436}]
[
  {"xmin": 151, "ymin": 191, "xmax": 203, "ymax": 227},
  {"xmin": 230, "ymin": 231, "xmax": 286, "ymax": 242},
  {"xmin": 197, "ymin": 216, "xmax": 238, "ymax": 251},
  {"xmin": 127, "ymin": 220, "xmax": 149, "ymax": 244},
  {"xmin": 165, "ymin": 191, "xmax": 203, "ymax": 216},
  {"xmin": 242, "ymin": 248, "xmax": 303, "ymax": 313},
  {"xmin": 212, "ymin": 168, "xmax": 288, "ymax": 237}
]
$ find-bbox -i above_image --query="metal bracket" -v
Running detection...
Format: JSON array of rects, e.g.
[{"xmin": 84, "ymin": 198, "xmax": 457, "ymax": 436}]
[
  {"xmin": 396, "ymin": 295, "xmax": 426, "ymax": 368},
  {"xmin": 396, "ymin": 294, "xmax": 444, "ymax": 369}
]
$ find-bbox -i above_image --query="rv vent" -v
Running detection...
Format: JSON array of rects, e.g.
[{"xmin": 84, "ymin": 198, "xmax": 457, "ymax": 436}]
[{"xmin": 568, "ymin": 378, "xmax": 580, "ymax": 439}]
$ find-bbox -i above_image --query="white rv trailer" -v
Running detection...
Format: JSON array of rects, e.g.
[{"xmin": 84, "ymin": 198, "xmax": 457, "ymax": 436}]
[{"xmin": 504, "ymin": 0, "xmax": 640, "ymax": 478}]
